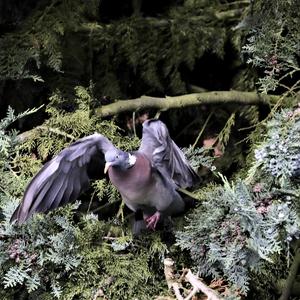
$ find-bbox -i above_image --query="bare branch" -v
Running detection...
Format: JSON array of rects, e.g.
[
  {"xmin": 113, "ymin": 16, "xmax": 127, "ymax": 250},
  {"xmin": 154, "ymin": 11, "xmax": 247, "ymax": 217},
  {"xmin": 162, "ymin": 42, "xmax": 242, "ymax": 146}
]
[
  {"xmin": 17, "ymin": 90, "xmax": 281, "ymax": 145},
  {"xmin": 185, "ymin": 270, "xmax": 223, "ymax": 300},
  {"xmin": 163, "ymin": 258, "xmax": 224, "ymax": 300},
  {"xmin": 96, "ymin": 91, "xmax": 278, "ymax": 118},
  {"xmin": 163, "ymin": 258, "xmax": 184, "ymax": 300}
]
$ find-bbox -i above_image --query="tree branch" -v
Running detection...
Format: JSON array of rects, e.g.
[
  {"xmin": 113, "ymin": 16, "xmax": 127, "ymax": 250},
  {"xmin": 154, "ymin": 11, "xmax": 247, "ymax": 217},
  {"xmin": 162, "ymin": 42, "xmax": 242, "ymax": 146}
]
[
  {"xmin": 80, "ymin": 7, "xmax": 247, "ymax": 33},
  {"xmin": 279, "ymin": 245, "xmax": 300, "ymax": 300},
  {"xmin": 17, "ymin": 91, "xmax": 280, "ymax": 144},
  {"xmin": 185, "ymin": 270, "xmax": 223, "ymax": 300},
  {"xmin": 163, "ymin": 258, "xmax": 224, "ymax": 300},
  {"xmin": 215, "ymin": 8, "xmax": 244, "ymax": 20},
  {"xmin": 96, "ymin": 91, "xmax": 278, "ymax": 118},
  {"xmin": 163, "ymin": 258, "xmax": 184, "ymax": 300},
  {"xmin": 276, "ymin": 279, "xmax": 300, "ymax": 297}
]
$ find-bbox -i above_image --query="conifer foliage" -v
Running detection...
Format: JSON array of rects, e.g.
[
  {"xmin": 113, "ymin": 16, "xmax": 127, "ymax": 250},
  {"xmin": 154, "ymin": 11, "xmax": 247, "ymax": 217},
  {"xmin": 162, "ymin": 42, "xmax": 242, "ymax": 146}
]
[
  {"xmin": 1, "ymin": 0, "xmax": 300, "ymax": 299},
  {"xmin": 0, "ymin": 97, "xmax": 168, "ymax": 300},
  {"xmin": 176, "ymin": 105, "xmax": 300, "ymax": 298}
]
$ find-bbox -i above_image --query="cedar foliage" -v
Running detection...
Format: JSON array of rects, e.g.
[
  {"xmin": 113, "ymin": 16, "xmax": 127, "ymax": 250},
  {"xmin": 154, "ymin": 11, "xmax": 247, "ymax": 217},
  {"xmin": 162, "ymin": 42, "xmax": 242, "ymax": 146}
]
[
  {"xmin": 176, "ymin": 105, "xmax": 300, "ymax": 299},
  {"xmin": 1, "ymin": 0, "xmax": 300, "ymax": 299},
  {"xmin": 242, "ymin": 0, "xmax": 300, "ymax": 95},
  {"xmin": 0, "ymin": 96, "xmax": 170, "ymax": 300},
  {"xmin": 0, "ymin": 0, "xmax": 228, "ymax": 99}
]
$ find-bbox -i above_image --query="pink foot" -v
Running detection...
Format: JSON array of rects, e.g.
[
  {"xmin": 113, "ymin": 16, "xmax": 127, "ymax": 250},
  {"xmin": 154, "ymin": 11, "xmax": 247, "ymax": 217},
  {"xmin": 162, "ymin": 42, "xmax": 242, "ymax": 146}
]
[{"xmin": 145, "ymin": 211, "xmax": 161, "ymax": 230}]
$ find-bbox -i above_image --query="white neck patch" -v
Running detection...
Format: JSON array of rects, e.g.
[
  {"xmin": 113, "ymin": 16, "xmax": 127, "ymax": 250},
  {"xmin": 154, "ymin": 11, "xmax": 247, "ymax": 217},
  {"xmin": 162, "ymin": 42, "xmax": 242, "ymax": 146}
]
[{"xmin": 128, "ymin": 153, "xmax": 137, "ymax": 166}]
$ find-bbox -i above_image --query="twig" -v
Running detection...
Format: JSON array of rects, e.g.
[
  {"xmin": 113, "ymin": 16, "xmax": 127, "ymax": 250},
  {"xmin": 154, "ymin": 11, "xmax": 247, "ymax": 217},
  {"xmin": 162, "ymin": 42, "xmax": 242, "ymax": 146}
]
[
  {"xmin": 132, "ymin": 111, "xmax": 137, "ymax": 137},
  {"xmin": 185, "ymin": 270, "xmax": 223, "ymax": 300},
  {"xmin": 192, "ymin": 111, "xmax": 213, "ymax": 149},
  {"xmin": 173, "ymin": 283, "xmax": 184, "ymax": 300},
  {"xmin": 164, "ymin": 258, "xmax": 177, "ymax": 289},
  {"xmin": 116, "ymin": 200, "xmax": 125, "ymax": 222},
  {"xmin": 188, "ymin": 84, "xmax": 207, "ymax": 93},
  {"xmin": 175, "ymin": 119, "xmax": 198, "ymax": 139},
  {"xmin": 87, "ymin": 189, "xmax": 97, "ymax": 213},
  {"xmin": 272, "ymin": 189, "xmax": 300, "ymax": 199},
  {"xmin": 103, "ymin": 236, "xmax": 118, "ymax": 241},
  {"xmin": 0, "ymin": 185, "xmax": 10, "ymax": 196},
  {"xmin": 184, "ymin": 287, "xmax": 198, "ymax": 300},
  {"xmin": 163, "ymin": 259, "xmax": 224, "ymax": 300},
  {"xmin": 106, "ymin": 201, "xmax": 125, "ymax": 238},
  {"xmin": 93, "ymin": 287, "xmax": 106, "ymax": 300},
  {"xmin": 215, "ymin": 8, "xmax": 244, "ymax": 20},
  {"xmin": 177, "ymin": 188, "xmax": 200, "ymax": 201},
  {"xmin": 220, "ymin": 0, "xmax": 250, "ymax": 7},
  {"xmin": 91, "ymin": 199, "xmax": 121, "ymax": 214},
  {"xmin": 18, "ymin": 125, "xmax": 76, "ymax": 143},
  {"xmin": 215, "ymin": 112, "xmax": 236, "ymax": 148},
  {"xmin": 154, "ymin": 110, "xmax": 162, "ymax": 119},
  {"xmin": 92, "ymin": 277, "xmax": 114, "ymax": 300},
  {"xmin": 164, "ymin": 258, "xmax": 184, "ymax": 300}
]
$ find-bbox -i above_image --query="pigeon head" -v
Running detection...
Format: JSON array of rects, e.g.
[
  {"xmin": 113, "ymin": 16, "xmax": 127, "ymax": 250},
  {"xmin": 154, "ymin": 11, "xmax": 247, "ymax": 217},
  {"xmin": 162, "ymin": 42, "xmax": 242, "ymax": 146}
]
[{"xmin": 104, "ymin": 150, "xmax": 136, "ymax": 173}]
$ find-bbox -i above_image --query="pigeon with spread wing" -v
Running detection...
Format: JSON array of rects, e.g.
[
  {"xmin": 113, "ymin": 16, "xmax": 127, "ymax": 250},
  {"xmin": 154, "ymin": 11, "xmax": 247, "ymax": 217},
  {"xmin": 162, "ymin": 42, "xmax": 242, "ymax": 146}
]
[{"xmin": 11, "ymin": 119, "xmax": 199, "ymax": 231}]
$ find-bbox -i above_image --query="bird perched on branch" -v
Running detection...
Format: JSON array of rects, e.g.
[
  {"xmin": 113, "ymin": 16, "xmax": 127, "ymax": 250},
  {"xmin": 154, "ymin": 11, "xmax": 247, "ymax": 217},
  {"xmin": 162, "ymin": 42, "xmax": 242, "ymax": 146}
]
[{"xmin": 11, "ymin": 119, "xmax": 199, "ymax": 232}]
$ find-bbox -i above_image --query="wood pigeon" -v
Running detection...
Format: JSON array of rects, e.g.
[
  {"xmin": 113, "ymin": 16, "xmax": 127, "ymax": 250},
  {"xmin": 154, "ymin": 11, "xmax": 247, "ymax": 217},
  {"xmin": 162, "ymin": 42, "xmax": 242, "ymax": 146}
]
[{"xmin": 11, "ymin": 119, "xmax": 199, "ymax": 231}]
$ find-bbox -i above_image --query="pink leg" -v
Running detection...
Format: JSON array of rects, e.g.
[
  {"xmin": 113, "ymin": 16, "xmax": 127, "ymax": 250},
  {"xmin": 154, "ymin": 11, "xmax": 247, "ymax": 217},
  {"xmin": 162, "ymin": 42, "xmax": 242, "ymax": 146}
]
[{"xmin": 145, "ymin": 211, "xmax": 161, "ymax": 230}]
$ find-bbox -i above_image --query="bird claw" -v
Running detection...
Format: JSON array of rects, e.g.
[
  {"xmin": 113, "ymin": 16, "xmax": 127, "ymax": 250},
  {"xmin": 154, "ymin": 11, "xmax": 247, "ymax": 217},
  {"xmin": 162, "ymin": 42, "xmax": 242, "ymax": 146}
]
[{"xmin": 146, "ymin": 211, "xmax": 161, "ymax": 230}]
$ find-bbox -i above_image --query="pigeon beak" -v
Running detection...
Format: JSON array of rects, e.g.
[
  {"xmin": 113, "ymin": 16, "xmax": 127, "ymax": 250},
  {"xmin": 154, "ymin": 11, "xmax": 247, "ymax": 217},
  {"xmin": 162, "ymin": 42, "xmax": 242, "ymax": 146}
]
[{"xmin": 104, "ymin": 162, "xmax": 112, "ymax": 174}]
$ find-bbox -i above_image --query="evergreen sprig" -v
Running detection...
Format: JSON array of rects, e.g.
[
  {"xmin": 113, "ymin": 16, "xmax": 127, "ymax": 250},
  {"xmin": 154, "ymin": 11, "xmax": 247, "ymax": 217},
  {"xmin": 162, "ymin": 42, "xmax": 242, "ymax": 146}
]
[
  {"xmin": 249, "ymin": 107, "xmax": 300, "ymax": 188},
  {"xmin": 242, "ymin": 0, "xmax": 300, "ymax": 94},
  {"xmin": 0, "ymin": 105, "xmax": 168, "ymax": 300},
  {"xmin": 0, "ymin": 106, "xmax": 42, "ymax": 161},
  {"xmin": 176, "ymin": 177, "xmax": 300, "ymax": 295}
]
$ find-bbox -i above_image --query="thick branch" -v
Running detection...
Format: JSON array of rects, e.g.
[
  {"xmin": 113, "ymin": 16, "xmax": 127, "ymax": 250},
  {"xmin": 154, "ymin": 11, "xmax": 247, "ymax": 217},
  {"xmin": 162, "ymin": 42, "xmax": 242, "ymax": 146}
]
[
  {"xmin": 276, "ymin": 279, "xmax": 300, "ymax": 296},
  {"xmin": 96, "ymin": 91, "xmax": 278, "ymax": 118},
  {"xmin": 279, "ymin": 246, "xmax": 300, "ymax": 300},
  {"xmin": 17, "ymin": 91, "xmax": 280, "ymax": 143}
]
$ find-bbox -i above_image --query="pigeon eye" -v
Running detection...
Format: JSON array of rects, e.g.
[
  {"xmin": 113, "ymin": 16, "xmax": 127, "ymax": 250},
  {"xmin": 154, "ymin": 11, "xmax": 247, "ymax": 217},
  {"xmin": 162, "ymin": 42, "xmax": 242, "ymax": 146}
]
[{"xmin": 116, "ymin": 155, "xmax": 119, "ymax": 159}]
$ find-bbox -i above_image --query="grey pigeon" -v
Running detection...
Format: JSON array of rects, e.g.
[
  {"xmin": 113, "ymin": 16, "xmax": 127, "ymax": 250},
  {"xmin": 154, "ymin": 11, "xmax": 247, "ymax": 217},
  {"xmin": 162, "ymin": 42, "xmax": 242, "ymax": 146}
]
[{"xmin": 11, "ymin": 119, "xmax": 199, "ymax": 231}]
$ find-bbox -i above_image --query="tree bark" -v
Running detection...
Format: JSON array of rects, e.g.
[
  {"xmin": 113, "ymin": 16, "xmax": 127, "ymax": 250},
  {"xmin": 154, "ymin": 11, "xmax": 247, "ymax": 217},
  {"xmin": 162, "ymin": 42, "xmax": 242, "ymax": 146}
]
[
  {"xmin": 17, "ymin": 90, "xmax": 280, "ymax": 143},
  {"xmin": 279, "ymin": 246, "xmax": 300, "ymax": 300},
  {"xmin": 95, "ymin": 91, "xmax": 278, "ymax": 118}
]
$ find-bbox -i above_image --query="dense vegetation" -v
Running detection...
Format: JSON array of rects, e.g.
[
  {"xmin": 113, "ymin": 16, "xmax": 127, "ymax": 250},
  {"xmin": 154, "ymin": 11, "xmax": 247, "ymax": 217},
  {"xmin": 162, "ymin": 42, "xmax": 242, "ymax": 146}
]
[{"xmin": 0, "ymin": 0, "xmax": 300, "ymax": 299}]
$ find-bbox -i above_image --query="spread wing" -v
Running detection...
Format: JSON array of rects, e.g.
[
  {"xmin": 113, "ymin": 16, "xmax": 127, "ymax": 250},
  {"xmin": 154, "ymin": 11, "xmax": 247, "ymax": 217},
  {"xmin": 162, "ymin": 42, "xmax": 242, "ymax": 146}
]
[
  {"xmin": 139, "ymin": 119, "xmax": 199, "ymax": 188},
  {"xmin": 11, "ymin": 133, "xmax": 116, "ymax": 224}
]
